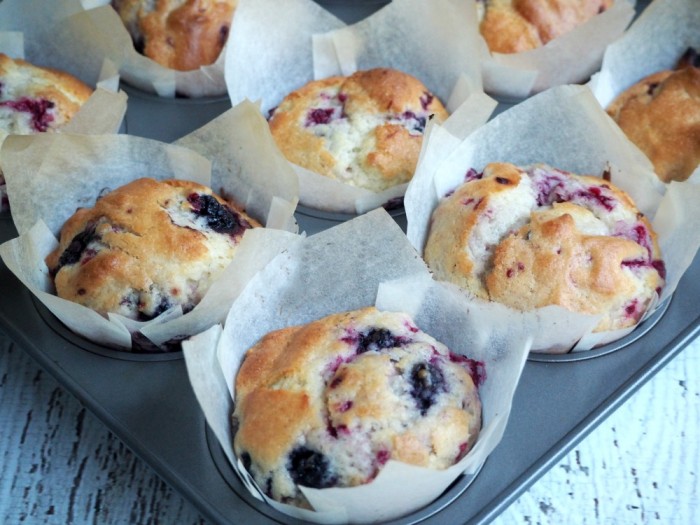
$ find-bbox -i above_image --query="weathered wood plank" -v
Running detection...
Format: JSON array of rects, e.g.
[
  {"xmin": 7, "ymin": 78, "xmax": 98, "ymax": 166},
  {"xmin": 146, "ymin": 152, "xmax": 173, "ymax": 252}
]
[{"xmin": 0, "ymin": 337, "xmax": 206, "ymax": 525}]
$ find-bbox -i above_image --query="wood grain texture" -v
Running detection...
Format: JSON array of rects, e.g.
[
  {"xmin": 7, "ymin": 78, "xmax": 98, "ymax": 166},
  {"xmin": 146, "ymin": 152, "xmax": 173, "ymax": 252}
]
[{"xmin": 0, "ymin": 333, "xmax": 697, "ymax": 524}]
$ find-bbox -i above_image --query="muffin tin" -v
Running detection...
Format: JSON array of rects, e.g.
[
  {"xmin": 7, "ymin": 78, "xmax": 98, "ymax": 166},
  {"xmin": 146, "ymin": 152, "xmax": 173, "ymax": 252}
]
[{"xmin": 2, "ymin": 0, "xmax": 698, "ymax": 523}]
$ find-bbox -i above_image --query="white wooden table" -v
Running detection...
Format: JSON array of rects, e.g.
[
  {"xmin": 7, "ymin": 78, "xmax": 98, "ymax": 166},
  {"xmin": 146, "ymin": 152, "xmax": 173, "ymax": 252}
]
[{"xmin": 0, "ymin": 332, "xmax": 697, "ymax": 524}]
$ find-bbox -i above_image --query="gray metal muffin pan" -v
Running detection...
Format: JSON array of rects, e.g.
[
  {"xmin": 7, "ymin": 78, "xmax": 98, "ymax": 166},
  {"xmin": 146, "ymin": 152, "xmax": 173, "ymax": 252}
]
[{"xmin": 3, "ymin": 0, "xmax": 696, "ymax": 523}]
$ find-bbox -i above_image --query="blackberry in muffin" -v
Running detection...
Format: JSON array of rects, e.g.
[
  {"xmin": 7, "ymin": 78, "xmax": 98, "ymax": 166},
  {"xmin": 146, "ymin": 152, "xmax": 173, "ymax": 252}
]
[
  {"xmin": 45, "ymin": 178, "xmax": 259, "ymax": 320},
  {"xmin": 232, "ymin": 307, "xmax": 483, "ymax": 508}
]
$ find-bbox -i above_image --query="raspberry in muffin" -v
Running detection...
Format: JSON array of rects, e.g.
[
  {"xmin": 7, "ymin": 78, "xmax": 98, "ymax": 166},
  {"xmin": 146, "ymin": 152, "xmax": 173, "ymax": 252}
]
[
  {"xmin": 267, "ymin": 68, "xmax": 449, "ymax": 193},
  {"xmin": 477, "ymin": 0, "xmax": 612, "ymax": 54},
  {"xmin": 45, "ymin": 178, "xmax": 259, "ymax": 320},
  {"xmin": 111, "ymin": 0, "xmax": 238, "ymax": 71},
  {"xmin": 232, "ymin": 307, "xmax": 483, "ymax": 508},
  {"xmin": 606, "ymin": 48, "xmax": 700, "ymax": 183},
  {"xmin": 424, "ymin": 162, "xmax": 665, "ymax": 332},
  {"xmin": 0, "ymin": 53, "xmax": 93, "ymax": 210}
]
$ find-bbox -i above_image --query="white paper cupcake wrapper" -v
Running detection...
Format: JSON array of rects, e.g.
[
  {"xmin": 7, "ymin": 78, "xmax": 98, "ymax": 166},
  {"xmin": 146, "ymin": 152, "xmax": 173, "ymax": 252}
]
[
  {"xmin": 405, "ymin": 84, "xmax": 700, "ymax": 353},
  {"xmin": 0, "ymin": 101, "xmax": 300, "ymax": 350},
  {"xmin": 183, "ymin": 208, "xmax": 533, "ymax": 523}
]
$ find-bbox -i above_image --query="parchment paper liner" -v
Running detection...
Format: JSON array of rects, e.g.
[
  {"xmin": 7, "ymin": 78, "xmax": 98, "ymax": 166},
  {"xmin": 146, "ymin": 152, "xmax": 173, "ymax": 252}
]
[
  {"xmin": 182, "ymin": 208, "xmax": 532, "ymax": 523},
  {"xmin": 406, "ymin": 84, "xmax": 700, "ymax": 354},
  {"xmin": 0, "ymin": 29, "xmax": 128, "ymax": 209},
  {"xmin": 476, "ymin": 0, "xmax": 636, "ymax": 99},
  {"xmin": 588, "ymin": 0, "xmax": 700, "ymax": 184},
  {"xmin": 225, "ymin": 0, "xmax": 495, "ymax": 214},
  {"xmin": 0, "ymin": 100, "xmax": 300, "ymax": 351}
]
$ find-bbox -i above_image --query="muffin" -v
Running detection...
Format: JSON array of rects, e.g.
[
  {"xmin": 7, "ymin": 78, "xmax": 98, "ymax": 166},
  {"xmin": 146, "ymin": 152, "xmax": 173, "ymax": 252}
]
[
  {"xmin": 45, "ymin": 178, "xmax": 259, "ymax": 320},
  {"xmin": 424, "ymin": 162, "xmax": 665, "ymax": 332},
  {"xmin": 477, "ymin": 0, "xmax": 613, "ymax": 54},
  {"xmin": 232, "ymin": 307, "xmax": 483, "ymax": 508},
  {"xmin": 111, "ymin": 0, "xmax": 238, "ymax": 71},
  {"xmin": 0, "ymin": 53, "xmax": 93, "ymax": 210},
  {"xmin": 606, "ymin": 48, "xmax": 700, "ymax": 183},
  {"xmin": 267, "ymin": 68, "xmax": 449, "ymax": 193}
]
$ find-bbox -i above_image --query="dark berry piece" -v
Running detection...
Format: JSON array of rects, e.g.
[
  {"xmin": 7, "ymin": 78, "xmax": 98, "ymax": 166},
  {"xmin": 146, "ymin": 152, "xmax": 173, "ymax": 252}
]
[
  {"xmin": 382, "ymin": 196, "xmax": 404, "ymax": 210},
  {"xmin": 419, "ymin": 91, "xmax": 434, "ymax": 111},
  {"xmin": 355, "ymin": 328, "xmax": 404, "ymax": 354},
  {"xmin": 56, "ymin": 224, "xmax": 97, "ymax": 272},
  {"xmin": 287, "ymin": 447, "xmax": 337, "ymax": 489},
  {"xmin": 0, "ymin": 97, "xmax": 55, "ymax": 132},
  {"xmin": 449, "ymin": 353, "xmax": 487, "ymax": 387},
  {"xmin": 401, "ymin": 111, "xmax": 427, "ymax": 133},
  {"xmin": 306, "ymin": 108, "xmax": 335, "ymax": 126},
  {"xmin": 409, "ymin": 362, "xmax": 445, "ymax": 415},
  {"xmin": 652, "ymin": 260, "xmax": 666, "ymax": 280},
  {"xmin": 465, "ymin": 168, "xmax": 483, "ymax": 182},
  {"xmin": 678, "ymin": 47, "xmax": 700, "ymax": 68},
  {"xmin": 187, "ymin": 193, "xmax": 250, "ymax": 236},
  {"xmin": 218, "ymin": 24, "xmax": 229, "ymax": 46},
  {"xmin": 241, "ymin": 451, "xmax": 252, "ymax": 471}
]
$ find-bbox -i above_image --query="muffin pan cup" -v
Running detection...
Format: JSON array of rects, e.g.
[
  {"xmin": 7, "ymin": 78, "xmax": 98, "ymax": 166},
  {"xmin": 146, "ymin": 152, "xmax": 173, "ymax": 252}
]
[{"xmin": 2, "ymin": 206, "xmax": 699, "ymax": 524}]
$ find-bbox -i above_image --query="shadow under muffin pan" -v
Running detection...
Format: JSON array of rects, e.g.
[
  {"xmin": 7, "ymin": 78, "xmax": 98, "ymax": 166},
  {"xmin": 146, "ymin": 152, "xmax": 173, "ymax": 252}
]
[{"xmin": 205, "ymin": 424, "xmax": 484, "ymax": 525}]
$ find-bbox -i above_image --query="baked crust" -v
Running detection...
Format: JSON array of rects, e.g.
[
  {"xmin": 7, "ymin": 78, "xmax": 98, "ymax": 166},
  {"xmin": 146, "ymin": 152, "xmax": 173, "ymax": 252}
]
[
  {"xmin": 45, "ymin": 178, "xmax": 259, "ymax": 320},
  {"xmin": 478, "ymin": 0, "xmax": 612, "ymax": 54},
  {"xmin": 112, "ymin": 0, "xmax": 237, "ymax": 71},
  {"xmin": 268, "ymin": 68, "xmax": 449, "ymax": 192},
  {"xmin": 606, "ymin": 57, "xmax": 700, "ymax": 183},
  {"xmin": 233, "ymin": 307, "xmax": 482, "ymax": 507},
  {"xmin": 424, "ymin": 162, "xmax": 665, "ymax": 332},
  {"xmin": 0, "ymin": 53, "xmax": 93, "ymax": 134}
]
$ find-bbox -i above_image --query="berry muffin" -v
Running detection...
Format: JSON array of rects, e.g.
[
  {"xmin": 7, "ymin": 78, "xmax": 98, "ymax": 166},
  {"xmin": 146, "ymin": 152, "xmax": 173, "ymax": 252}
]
[
  {"xmin": 267, "ymin": 68, "xmax": 449, "ymax": 193},
  {"xmin": 424, "ymin": 162, "xmax": 665, "ymax": 332},
  {"xmin": 232, "ymin": 307, "xmax": 483, "ymax": 508},
  {"xmin": 0, "ymin": 53, "xmax": 93, "ymax": 210},
  {"xmin": 477, "ymin": 0, "xmax": 612, "ymax": 54},
  {"xmin": 45, "ymin": 178, "xmax": 259, "ymax": 320},
  {"xmin": 111, "ymin": 0, "xmax": 238, "ymax": 71},
  {"xmin": 606, "ymin": 48, "xmax": 700, "ymax": 183}
]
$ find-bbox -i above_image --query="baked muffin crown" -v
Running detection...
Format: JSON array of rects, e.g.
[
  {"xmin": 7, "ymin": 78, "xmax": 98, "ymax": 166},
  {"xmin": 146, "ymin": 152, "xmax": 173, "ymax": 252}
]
[
  {"xmin": 0, "ymin": 53, "xmax": 93, "ymax": 136},
  {"xmin": 112, "ymin": 0, "xmax": 238, "ymax": 71},
  {"xmin": 606, "ymin": 48, "xmax": 700, "ymax": 183},
  {"xmin": 233, "ymin": 307, "xmax": 482, "ymax": 507},
  {"xmin": 424, "ymin": 162, "xmax": 665, "ymax": 332},
  {"xmin": 478, "ymin": 0, "xmax": 612, "ymax": 54},
  {"xmin": 268, "ymin": 68, "xmax": 449, "ymax": 193},
  {"xmin": 46, "ymin": 178, "xmax": 259, "ymax": 320}
]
